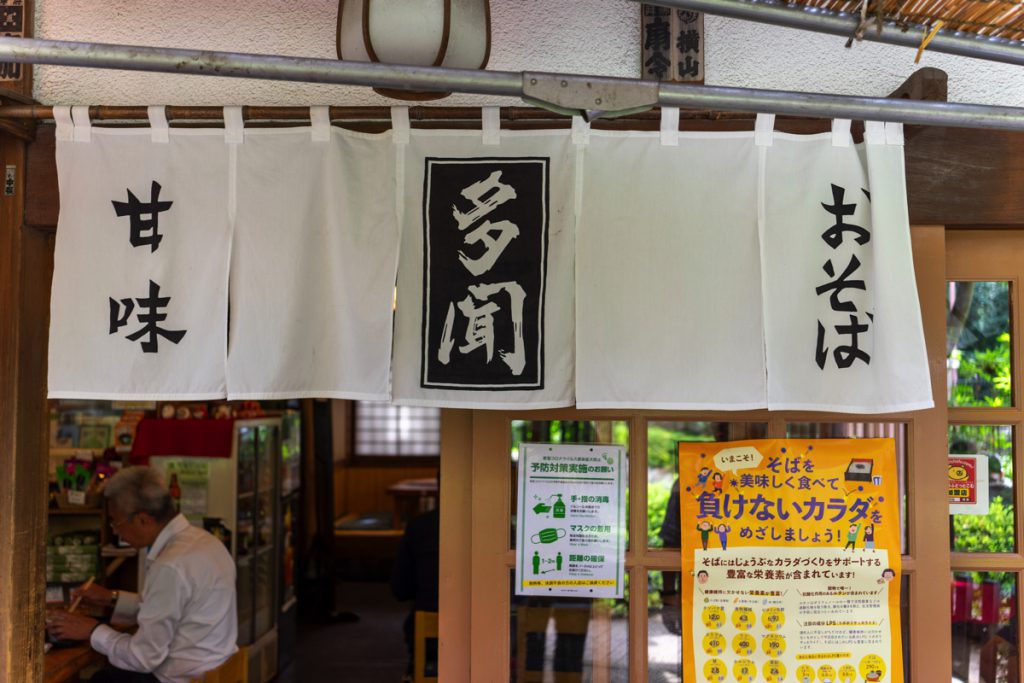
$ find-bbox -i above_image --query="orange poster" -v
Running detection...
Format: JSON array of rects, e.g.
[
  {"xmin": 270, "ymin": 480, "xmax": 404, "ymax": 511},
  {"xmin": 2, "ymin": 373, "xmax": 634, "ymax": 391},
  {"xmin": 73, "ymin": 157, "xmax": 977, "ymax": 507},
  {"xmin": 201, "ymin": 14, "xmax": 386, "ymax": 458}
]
[{"xmin": 679, "ymin": 439, "xmax": 902, "ymax": 683}]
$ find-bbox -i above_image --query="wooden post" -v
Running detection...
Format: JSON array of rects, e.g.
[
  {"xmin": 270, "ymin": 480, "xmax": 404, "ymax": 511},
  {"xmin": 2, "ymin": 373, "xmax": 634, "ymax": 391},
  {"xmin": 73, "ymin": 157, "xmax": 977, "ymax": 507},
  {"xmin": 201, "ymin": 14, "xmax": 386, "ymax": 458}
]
[{"xmin": 0, "ymin": 129, "xmax": 52, "ymax": 681}]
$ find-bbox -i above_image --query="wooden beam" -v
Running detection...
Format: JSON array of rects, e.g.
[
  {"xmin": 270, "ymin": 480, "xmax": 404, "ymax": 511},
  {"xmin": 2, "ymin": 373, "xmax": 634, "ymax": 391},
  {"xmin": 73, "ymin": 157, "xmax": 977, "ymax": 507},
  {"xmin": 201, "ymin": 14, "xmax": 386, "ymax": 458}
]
[
  {"xmin": 904, "ymin": 125, "xmax": 1024, "ymax": 224},
  {"xmin": 25, "ymin": 108, "xmax": 1024, "ymax": 228},
  {"xmin": 888, "ymin": 67, "xmax": 948, "ymax": 103}
]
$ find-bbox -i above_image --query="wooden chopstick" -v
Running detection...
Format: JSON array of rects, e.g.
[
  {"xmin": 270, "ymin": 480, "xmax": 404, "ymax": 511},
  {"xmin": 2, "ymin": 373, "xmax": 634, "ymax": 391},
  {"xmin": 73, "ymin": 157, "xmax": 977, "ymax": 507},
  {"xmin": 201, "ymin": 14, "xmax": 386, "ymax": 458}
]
[{"xmin": 67, "ymin": 576, "xmax": 95, "ymax": 614}]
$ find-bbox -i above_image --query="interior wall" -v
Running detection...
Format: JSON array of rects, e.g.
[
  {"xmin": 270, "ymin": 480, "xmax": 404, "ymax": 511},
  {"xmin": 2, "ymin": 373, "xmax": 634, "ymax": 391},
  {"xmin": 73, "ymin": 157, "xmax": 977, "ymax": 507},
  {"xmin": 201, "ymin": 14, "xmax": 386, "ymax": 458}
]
[
  {"xmin": 333, "ymin": 466, "xmax": 439, "ymax": 520},
  {"xmin": 33, "ymin": 0, "xmax": 1024, "ymax": 107}
]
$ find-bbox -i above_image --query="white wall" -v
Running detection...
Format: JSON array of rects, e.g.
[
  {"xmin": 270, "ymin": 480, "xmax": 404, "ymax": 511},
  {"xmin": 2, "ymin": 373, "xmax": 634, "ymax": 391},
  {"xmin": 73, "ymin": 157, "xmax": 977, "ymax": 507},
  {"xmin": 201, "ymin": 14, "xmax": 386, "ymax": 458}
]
[{"xmin": 33, "ymin": 0, "xmax": 1024, "ymax": 108}]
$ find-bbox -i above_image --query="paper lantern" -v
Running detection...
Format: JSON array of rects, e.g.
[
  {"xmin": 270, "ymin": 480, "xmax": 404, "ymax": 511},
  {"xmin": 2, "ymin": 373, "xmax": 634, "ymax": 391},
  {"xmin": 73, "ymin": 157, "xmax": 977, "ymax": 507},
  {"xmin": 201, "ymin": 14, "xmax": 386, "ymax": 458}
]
[{"xmin": 337, "ymin": 0, "xmax": 491, "ymax": 100}]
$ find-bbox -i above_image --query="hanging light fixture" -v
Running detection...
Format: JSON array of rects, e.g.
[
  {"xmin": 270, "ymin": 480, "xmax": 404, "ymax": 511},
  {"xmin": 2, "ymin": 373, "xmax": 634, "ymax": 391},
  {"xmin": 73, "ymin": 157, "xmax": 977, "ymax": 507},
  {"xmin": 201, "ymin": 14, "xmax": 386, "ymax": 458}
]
[{"xmin": 337, "ymin": 0, "xmax": 491, "ymax": 101}]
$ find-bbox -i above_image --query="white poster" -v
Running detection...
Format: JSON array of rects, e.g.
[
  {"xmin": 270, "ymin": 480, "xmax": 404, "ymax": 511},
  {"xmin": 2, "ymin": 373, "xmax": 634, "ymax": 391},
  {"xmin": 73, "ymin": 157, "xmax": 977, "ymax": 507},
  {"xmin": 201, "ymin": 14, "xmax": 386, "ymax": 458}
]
[
  {"xmin": 691, "ymin": 547, "xmax": 894, "ymax": 683},
  {"xmin": 515, "ymin": 443, "xmax": 627, "ymax": 598},
  {"xmin": 949, "ymin": 454, "xmax": 990, "ymax": 515}
]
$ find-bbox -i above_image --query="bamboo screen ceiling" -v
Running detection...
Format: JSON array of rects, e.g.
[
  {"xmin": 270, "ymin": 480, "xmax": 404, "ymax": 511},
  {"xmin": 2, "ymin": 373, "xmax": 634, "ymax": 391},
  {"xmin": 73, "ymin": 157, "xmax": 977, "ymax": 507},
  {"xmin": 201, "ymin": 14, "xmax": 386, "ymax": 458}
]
[{"xmin": 790, "ymin": 0, "xmax": 1024, "ymax": 41}]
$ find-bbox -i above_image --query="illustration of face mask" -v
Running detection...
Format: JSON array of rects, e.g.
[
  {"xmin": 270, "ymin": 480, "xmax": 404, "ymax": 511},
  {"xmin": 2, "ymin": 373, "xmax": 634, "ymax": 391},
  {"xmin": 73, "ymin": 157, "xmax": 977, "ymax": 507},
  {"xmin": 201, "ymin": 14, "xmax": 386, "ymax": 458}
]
[{"xmin": 531, "ymin": 528, "xmax": 567, "ymax": 544}]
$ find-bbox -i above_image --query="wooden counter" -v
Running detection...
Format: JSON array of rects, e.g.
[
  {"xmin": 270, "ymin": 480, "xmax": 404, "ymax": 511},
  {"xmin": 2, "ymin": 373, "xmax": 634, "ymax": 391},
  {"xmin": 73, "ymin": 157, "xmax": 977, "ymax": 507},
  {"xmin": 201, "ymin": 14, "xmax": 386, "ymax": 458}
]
[{"xmin": 44, "ymin": 643, "xmax": 105, "ymax": 683}]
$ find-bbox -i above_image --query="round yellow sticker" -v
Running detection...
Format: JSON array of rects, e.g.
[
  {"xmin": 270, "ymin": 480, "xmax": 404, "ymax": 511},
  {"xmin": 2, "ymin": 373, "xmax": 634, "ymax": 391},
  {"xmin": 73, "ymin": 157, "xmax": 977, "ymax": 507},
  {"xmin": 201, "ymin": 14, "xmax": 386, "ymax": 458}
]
[
  {"xmin": 859, "ymin": 654, "xmax": 886, "ymax": 681},
  {"xmin": 796, "ymin": 664, "xmax": 816, "ymax": 683},
  {"xmin": 817, "ymin": 664, "xmax": 835, "ymax": 682},
  {"xmin": 732, "ymin": 606, "xmax": 755, "ymax": 631},
  {"xmin": 732, "ymin": 632, "xmax": 756, "ymax": 656},
  {"xmin": 702, "ymin": 605, "xmax": 725, "ymax": 630},
  {"xmin": 761, "ymin": 607, "xmax": 785, "ymax": 631},
  {"xmin": 703, "ymin": 658, "xmax": 727, "ymax": 682},
  {"xmin": 702, "ymin": 632, "xmax": 725, "ymax": 656},
  {"xmin": 732, "ymin": 658, "xmax": 757, "ymax": 683},
  {"xmin": 762, "ymin": 633, "xmax": 786, "ymax": 657},
  {"xmin": 838, "ymin": 664, "xmax": 857, "ymax": 683},
  {"xmin": 763, "ymin": 659, "xmax": 786, "ymax": 683}
]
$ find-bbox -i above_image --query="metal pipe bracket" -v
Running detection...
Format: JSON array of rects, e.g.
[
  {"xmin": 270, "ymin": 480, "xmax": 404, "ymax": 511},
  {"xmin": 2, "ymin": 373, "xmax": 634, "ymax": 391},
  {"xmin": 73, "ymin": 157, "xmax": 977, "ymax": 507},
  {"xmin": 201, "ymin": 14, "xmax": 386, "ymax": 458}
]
[{"xmin": 522, "ymin": 71, "xmax": 659, "ymax": 121}]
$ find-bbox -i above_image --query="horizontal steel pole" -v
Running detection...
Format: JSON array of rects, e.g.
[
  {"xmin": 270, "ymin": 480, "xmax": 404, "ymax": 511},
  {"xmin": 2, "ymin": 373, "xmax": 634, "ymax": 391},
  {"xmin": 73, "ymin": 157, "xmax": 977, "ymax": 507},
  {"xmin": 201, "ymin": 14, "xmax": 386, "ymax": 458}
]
[
  {"xmin": 634, "ymin": 0, "xmax": 1024, "ymax": 67},
  {"xmin": 1, "ymin": 37, "xmax": 1024, "ymax": 131},
  {"xmin": 657, "ymin": 81, "xmax": 1024, "ymax": 130},
  {"xmin": 0, "ymin": 37, "xmax": 523, "ymax": 96}
]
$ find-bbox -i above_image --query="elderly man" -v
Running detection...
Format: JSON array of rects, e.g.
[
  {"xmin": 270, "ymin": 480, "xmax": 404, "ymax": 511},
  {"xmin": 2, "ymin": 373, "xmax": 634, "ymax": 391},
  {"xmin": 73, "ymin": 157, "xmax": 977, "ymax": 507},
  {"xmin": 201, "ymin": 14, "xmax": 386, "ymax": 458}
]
[{"xmin": 48, "ymin": 466, "xmax": 237, "ymax": 683}]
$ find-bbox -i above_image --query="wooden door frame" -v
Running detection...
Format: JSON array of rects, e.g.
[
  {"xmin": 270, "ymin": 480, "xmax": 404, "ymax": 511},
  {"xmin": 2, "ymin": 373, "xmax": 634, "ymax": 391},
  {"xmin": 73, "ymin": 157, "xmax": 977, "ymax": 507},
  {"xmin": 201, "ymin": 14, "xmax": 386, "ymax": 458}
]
[
  {"xmin": 0, "ymin": 131, "xmax": 52, "ymax": 683},
  {"xmin": 455, "ymin": 225, "xmax": 951, "ymax": 682},
  {"xmin": 946, "ymin": 229, "xmax": 1024, "ymax": 683}
]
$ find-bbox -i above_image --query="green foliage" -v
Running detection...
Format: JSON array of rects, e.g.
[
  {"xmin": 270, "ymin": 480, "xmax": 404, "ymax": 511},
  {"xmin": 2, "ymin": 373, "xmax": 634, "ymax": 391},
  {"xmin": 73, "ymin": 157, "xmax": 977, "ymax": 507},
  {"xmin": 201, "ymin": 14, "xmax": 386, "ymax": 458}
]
[
  {"xmin": 952, "ymin": 496, "xmax": 1015, "ymax": 554},
  {"xmin": 648, "ymin": 479, "xmax": 672, "ymax": 548},
  {"xmin": 953, "ymin": 332, "xmax": 1012, "ymax": 407},
  {"xmin": 949, "ymin": 279, "xmax": 1011, "ymax": 407}
]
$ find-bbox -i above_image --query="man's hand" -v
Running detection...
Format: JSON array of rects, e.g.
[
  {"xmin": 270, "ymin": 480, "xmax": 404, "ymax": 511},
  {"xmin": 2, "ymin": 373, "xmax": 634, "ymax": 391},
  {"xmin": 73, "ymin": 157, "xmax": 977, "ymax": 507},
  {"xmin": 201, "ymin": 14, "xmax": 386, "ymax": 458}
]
[
  {"xmin": 46, "ymin": 610, "xmax": 99, "ymax": 642},
  {"xmin": 660, "ymin": 593, "xmax": 682, "ymax": 635},
  {"xmin": 71, "ymin": 583, "xmax": 115, "ymax": 609}
]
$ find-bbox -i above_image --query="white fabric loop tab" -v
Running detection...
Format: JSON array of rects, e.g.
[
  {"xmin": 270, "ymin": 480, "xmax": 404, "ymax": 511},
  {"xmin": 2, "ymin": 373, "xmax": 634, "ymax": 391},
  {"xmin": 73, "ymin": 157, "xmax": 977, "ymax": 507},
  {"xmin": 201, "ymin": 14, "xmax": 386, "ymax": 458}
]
[
  {"xmin": 571, "ymin": 115, "xmax": 590, "ymax": 145},
  {"xmin": 754, "ymin": 113, "xmax": 775, "ymax": 147},
  {"xmin": 223, "ymin": 106, "xmax": 244, "ymax": 144},
  {"xmin": 660, "ymin": 107, "xmax": 680, "ymax": 146},
  {"xmin": 391, "ymin": 106, "xmax": 410, "ymax": 145},
  {"xmin": 481, "ymin": 106, "xmax": 501, "ymax": 145},
  {"xmin": 147, "ymin": 106, "xmax": 170, "ymax": 144},
  {"xmin": 310, "ymin": 106, "xmax": 331, "ymax": 142},
  {"xmin": 831, "ymin": 118, "xmax": 852, "ymax": 147},
  {"xmin": 885, "ymin": 122, "xmax": 905, "ymax": 146},
  {"xmin": 53, "ymin": 105, "xmax": 74, "ymax": 142},
  {"xmin": 71, "ymin": 105, "xmax": 92, "ymax": 143},
  {"xmin": 863, "ymin": 120, "xmax": 885, "ymax": 145}
]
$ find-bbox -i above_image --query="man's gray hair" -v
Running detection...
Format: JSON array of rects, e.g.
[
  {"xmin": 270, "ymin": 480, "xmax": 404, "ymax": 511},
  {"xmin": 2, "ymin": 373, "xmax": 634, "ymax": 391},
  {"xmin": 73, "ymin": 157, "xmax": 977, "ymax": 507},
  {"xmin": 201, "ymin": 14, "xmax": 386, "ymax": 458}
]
[{"xmin": 103, "ymin": 466, "xmax": 176, "ymax": 523}]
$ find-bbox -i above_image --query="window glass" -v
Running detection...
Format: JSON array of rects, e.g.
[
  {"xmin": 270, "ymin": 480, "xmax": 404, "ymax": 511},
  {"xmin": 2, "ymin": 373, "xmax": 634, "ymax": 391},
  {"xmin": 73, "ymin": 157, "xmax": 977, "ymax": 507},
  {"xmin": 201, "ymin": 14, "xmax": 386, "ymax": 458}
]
[
  {"xmin": 510, "ymin": 570, "xmax": 629, "ymax": 682},
  {"xmin": 353, "ymin": 401, "xmax": 440, "ymax": 457},
  {"xmin": 648, "ymin": 569, "xmax": 682, "ymax": 682},
  {"xmin": 786, "ymin": 422, "xmax": 909, "ymax": 555},
  {"xmin": 510, "ymin": 420, "xmax": 629, "ymax": 550},
  {"xmin": 647, "ymin": 422, "xmax": 767, "ymax": 549},
  {"xmin": 947, "ymin": 281, "xmax": 1012, "ymax": 407},
  {"xmin": 951, "ymin": 571, "xmax": 1018, "ymax": 683},
  {"xmin": 949, "ymin": 425, "xmax": 1016, "ymax": 553}
]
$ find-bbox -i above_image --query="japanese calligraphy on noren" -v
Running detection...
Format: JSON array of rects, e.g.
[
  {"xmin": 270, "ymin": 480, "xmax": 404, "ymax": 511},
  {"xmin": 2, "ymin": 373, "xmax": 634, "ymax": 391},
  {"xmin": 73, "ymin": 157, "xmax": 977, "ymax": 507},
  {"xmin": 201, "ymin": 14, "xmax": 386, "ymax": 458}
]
[
  {"xmin": 109, "ymin": 280, "xmax": 187, "ymax": 353},
  {"xmin": 641, "ymin": 5, "xmax": 704, "ymax": 83},
  {"xmin": 112, "ymin": 181, "xmax": 173, "ymax": 252},
  {"xmin": 0, "ymin": 0, "xmax": 24, "ymax": 83},
  {"xmin": 421, "ymin": 158, "xmax": 548, "ymax": 390},
  {"xmin": 108, "ymin": 179, "xmax": 187, "ymax": 354},
  {"xmin": 815, "ymin": 184, "xmax": 873, "ymax": 370}
]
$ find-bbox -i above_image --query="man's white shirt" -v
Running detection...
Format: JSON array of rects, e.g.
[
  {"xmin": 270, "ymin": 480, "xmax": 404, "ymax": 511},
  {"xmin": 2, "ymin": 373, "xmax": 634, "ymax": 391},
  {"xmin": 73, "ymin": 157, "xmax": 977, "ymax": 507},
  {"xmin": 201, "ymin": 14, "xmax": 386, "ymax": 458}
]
[{"xmin": 90, "ymin": 514, "xmax": 238, "ymax": 683}]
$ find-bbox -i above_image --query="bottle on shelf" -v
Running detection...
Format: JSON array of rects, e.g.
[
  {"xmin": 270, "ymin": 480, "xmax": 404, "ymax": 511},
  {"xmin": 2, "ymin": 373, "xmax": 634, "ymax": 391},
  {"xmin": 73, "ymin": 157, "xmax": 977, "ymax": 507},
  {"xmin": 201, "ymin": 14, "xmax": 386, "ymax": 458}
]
[{"xmin": 169, "ymin": 473, "xmax": 181, "ymax": 513}]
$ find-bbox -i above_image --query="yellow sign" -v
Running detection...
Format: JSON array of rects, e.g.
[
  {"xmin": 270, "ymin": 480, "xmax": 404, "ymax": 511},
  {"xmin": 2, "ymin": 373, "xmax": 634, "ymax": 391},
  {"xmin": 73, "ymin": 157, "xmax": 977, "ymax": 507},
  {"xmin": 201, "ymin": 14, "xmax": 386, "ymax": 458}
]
[{"xmin": 680, "ymin": 439, "xmax": 903, "ymax": 683}]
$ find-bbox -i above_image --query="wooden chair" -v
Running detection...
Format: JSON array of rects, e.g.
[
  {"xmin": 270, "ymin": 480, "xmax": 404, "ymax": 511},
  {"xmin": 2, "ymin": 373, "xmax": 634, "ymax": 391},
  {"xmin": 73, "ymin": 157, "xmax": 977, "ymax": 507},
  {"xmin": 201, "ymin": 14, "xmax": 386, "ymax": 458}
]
[
  {"xmin": 414, "ymin": 610, "xmax": 440, "ymax": 683},
  {"xmin": 189, "ymin": 647, "xmax": 248, "ymax": 683}
]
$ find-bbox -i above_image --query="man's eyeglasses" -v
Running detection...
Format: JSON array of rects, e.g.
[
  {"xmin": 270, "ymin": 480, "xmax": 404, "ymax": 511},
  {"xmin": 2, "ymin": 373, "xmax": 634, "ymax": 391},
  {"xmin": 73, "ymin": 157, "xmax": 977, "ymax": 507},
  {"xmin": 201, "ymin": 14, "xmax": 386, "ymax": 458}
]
[{"xmin": 109, "ymin": 513, "xmax": 137, "ymax": 531}]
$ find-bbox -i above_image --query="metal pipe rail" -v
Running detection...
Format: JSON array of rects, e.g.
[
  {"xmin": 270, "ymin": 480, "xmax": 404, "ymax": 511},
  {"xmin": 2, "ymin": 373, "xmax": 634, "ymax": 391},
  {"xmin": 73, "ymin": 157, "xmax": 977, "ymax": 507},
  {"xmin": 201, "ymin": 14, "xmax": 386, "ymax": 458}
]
[
  {"xmin": 633, "ymin": 0, "xmax": 1024, "ymax": 67},
  {"xmin": 0, "ymin": 37, "xmax": 1023, "ymax": 131}
]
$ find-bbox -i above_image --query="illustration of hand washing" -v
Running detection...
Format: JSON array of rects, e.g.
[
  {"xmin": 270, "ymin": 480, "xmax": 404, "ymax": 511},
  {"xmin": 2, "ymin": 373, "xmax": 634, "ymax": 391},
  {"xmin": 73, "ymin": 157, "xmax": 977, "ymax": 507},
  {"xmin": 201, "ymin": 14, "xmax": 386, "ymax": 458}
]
[{"xmin": 531, "ymin": 527, "xmax": 566, "ymax": 544}]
